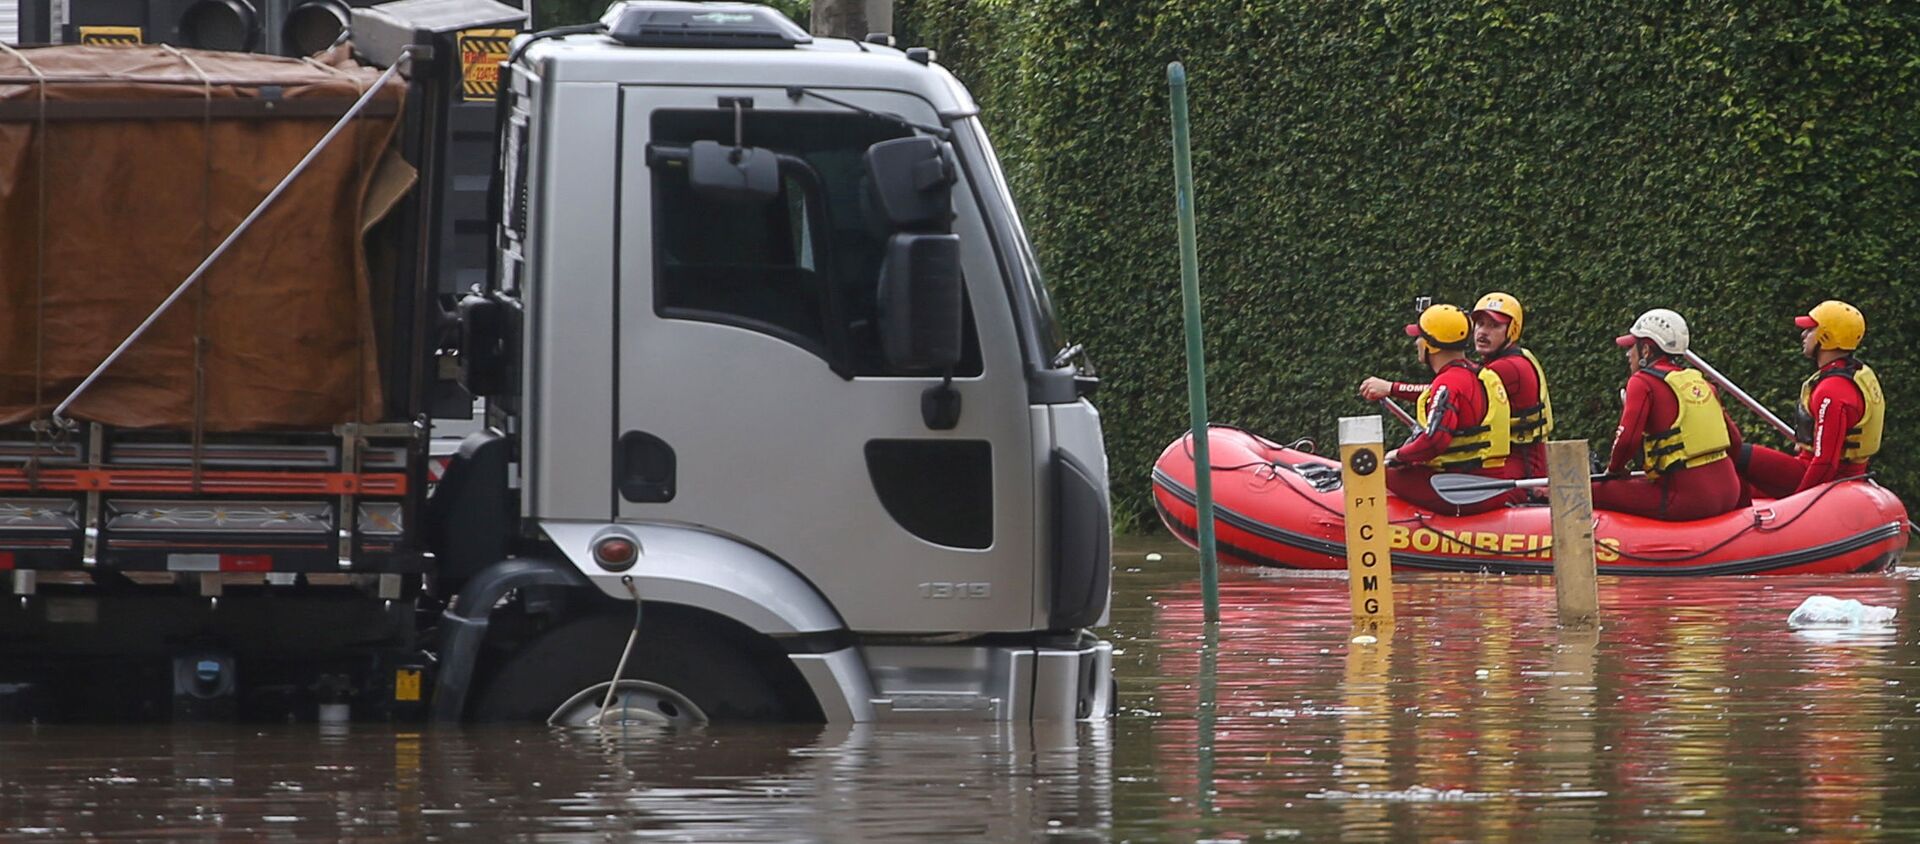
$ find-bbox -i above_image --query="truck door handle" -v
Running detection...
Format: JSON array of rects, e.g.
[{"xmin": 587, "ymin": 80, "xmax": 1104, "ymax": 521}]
[{"xmin": 615, "ymin": 431, "xmax": 675, "ymax": 503}]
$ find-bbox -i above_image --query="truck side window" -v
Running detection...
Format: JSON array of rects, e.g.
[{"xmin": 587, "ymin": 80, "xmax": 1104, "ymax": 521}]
[
  {"xmin": 652, "ymin": 161, "xmax": 833, "ymax": 353},
  {"xmin": 650, "ymin": 109, "xmax": 983, "ymax": 377}
]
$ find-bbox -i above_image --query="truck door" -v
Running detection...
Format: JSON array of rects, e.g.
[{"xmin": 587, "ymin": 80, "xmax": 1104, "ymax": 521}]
[{"xmin": 613, "ymin": 87, "xmax": 1038, "ymax": 633}]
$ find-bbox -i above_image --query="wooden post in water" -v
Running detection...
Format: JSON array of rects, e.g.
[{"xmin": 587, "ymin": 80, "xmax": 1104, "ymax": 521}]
[
  {"xmin": 1339, "ymin": 416, "xmax": 1394, "ymax": 635},
  {"xmin": 1547, "ymin": 440, "xmax": 1599, "ymax": 627}
]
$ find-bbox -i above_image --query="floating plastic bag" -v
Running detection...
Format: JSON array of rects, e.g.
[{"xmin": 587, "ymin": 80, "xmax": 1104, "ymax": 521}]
[{"xmin": 1788, "ymin": 595, "xmax": 1897, "ymax": 628}]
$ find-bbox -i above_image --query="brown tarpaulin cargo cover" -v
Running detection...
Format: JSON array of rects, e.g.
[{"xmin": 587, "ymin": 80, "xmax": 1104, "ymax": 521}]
[{"xmin": 0, "ymin": 45, "xmax": 405, "ymax": 431}]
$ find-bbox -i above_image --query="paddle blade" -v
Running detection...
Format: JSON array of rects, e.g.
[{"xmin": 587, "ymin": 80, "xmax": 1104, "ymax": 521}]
[{"xmin": 1429, "ymin": 473, "xmax": 1521, "ymax": 507}]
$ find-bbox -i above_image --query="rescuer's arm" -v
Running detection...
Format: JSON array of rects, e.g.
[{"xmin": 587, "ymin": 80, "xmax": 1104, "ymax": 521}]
[
  {"xmin": 1794, "ymin": 380, "xmax": 1861, "ymax": 492},
  {"xmin": 1606, "ymin": 377, "xmax": 1652, "ymax": 474},
  {"xmin": 1393, "ymin": 385, "xmax": 1456, "ymax": 466},
  {"xmin": 1388, "ymin": 381, "xmax": 1428, "ymax": 401},
  {"xmin": 1359, "ymin": 377, "xmax": 1429, "ymax": 402}
]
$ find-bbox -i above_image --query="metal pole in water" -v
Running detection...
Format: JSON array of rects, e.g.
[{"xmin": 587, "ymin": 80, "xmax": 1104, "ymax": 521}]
[
  {"xmin": 1338, "ymin": 416, "xmax": 1394, "ymax": 635},
  {"xmin": 1547, "ymin": 440, "xmax": 1599, "ymax": 627},
  {"xmin": 1168, "ymin": 62, "xmax": 1219, "ymax": 622},
  {"xmin": 1197, "ymin": 622, "xmax": 1218, "ymax": 820}
]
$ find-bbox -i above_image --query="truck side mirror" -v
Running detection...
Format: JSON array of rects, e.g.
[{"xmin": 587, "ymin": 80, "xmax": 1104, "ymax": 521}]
[
  {"xmin": 457, "ymin": 292, "xmax": 512, "ymax": 398},
  {"xmin": 865, "ymin": 136, "xmax": 956, "ymax": 231},
  {"xmin": 878, "ymin": 233, "xmax": 963, "ymax": 372},
  {"xmin": 870, "ymin": 135, "xmax": 963, "ymax": 378},
  {"xmin": 688, "ymin": 139, "xmax": 779, "ymax": 204}
]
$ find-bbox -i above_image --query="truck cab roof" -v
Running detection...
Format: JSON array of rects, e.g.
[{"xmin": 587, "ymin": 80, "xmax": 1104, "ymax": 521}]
[{"xmin": 518, "ymin": 12, "xmax": 978, "ymax": 118}]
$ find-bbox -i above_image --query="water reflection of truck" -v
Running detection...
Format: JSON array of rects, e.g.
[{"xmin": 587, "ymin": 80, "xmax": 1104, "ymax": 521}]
[{"xmin": 0, "ymin": 0, "xmax": 1112, "ymax": 725}]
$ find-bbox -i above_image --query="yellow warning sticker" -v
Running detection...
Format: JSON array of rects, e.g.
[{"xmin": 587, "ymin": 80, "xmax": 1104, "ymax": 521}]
[
  {"xmin": 394, "ymin": 668, "xmax": 422, "ymax": 702},
  {"xmin": 459, "ymin": 28, "xmax": 516, "ymax": 102},
  {"xmin": 79, "ymin": 26, "xmax": 144, "ymax": 46}
]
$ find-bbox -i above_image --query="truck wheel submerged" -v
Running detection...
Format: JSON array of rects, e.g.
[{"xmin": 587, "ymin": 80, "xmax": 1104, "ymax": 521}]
[{"xmin": 468, "ymin": 611, "xmax": 804, "ymax": 725}]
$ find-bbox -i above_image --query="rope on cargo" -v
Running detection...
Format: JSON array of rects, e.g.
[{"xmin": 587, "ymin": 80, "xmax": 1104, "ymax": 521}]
[
  {"xmin": 0, "ymin": 44, "xmax": 49, "ymax": 489},
  {"xmin": 46, "ymin": 50, "xmax": 414, "ymax": 430},
  {"xmin": 162, "ymin": 44, "xmax": 216, "ymax": 492}
]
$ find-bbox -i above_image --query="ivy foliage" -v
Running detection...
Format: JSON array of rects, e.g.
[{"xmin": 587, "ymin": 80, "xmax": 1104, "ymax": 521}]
[{"xmin": 898, "ymin": 0, "xmax": 1920, "ymax": 524}]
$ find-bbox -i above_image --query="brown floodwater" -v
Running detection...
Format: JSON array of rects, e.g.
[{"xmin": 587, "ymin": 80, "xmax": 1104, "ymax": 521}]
[{"xmin": 4, "ymin": 536, "xmax": 1919, "ymax": 841}]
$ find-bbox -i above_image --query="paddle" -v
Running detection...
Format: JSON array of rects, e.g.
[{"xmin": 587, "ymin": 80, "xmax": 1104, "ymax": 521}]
[
  {"xmin": 1430, "ymin": 471, "xmax": 1645, "ymax": 507},
  {"xmin": 1680, "ymin": 350, "xmax": 1797, "ymax": 440},
  {"xmin": 1378, "ymin": 398, "xmax": 1422, "ymax": 434}
]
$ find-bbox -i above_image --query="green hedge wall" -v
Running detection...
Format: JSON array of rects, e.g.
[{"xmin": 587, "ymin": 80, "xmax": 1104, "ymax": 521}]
[{"xmin": 897, "ymin": 0, "xmax": 1920, "ymax": 527}]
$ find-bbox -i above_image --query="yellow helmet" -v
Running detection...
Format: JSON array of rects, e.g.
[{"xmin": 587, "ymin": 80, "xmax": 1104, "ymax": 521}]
[
  {"xmin": 1472, "ymin": 292, "xmax": 1524, "ymax": 344},
  {"xmin": 1794, "ymin": 300, "xmax": 1864, "ymax": 351},
  {"xmin": 1405, "ymin": 304, "xmax": 1471, "ymax": 352}
]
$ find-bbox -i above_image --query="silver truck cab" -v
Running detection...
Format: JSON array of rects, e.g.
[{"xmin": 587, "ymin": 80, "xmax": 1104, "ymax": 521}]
[{"xmin": 445, "ymin": 1, "xmax": 1111, "ymax": 724}]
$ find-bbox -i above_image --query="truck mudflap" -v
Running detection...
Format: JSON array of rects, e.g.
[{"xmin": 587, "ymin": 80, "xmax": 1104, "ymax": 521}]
[
  {"xmin": 798, "ymin": 633, "xmax": 1113, "ymax": 723},
  {"xmin": 429, "ymin": 557, "xmax": 590, "ymax": 722}
]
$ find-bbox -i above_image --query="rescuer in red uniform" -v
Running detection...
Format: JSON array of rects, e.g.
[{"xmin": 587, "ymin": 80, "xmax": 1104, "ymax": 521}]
[
  {"xmin": 1371, "ymin": 304, "xmax": 1521, "ymax": 515},
  {"xmin": 1362, "ymin": 293, "xmax": 1555, "ymax": 479},
  {"xmin": 1591, "ymin": 309, "xmax": 1745, "ymax": 521},
  {"xmin": 1467, "ymin": 293, "xmax": 1554, "ymax": 479},
  {"xmin": 1737, "ymin": 300, "xmax": 1883, "ymax": 498}
]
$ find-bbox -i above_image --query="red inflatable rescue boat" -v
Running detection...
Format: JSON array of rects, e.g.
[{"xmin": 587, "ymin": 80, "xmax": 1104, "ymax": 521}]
[{"xmin": 1152, "ymin": 426, "xmax": 1909, "ymax": 576}]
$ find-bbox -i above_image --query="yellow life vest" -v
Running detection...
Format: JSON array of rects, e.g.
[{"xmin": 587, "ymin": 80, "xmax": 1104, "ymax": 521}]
[
  {"xmin": 1796, "ymin": 360, "xmax": 1883, "ymax": 462},
  {"xmin": 1415, "ymin": 365, "xmax": 1512, "ymax": 470},
  {"xmin": 1641, "ymin": 367, "xmax": 1730, "ymax": 478},
  {"xmin": 1504, "ymin": 347, "xmax": 1554, "ymax": 444}
]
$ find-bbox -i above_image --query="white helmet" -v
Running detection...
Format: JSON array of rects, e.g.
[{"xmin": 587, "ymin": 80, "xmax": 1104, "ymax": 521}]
[{"xmin": 1615, "ymin": 308, "xmax": 1689, "ymax": 354}]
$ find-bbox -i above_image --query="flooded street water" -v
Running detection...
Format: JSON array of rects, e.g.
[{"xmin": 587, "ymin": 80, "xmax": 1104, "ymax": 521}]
[{"xmin": 6, "ymin": 536, "xmax": 1920, "ymax": 840}]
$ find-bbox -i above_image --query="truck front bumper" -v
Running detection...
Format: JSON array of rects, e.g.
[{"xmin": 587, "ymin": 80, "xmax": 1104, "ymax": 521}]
[{"xmin": 788, "ymin": 632, "xmax": 1113, "ymax": 723}]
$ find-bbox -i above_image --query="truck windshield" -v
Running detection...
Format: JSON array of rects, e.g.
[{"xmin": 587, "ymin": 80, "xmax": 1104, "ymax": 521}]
[{"xmin": 952, "ymin": 118, "xmax": 1070, "ymax": 368}]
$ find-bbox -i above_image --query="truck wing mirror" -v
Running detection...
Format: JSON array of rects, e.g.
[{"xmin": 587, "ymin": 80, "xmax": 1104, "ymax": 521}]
[
  {"xmin": 687, "ymin": 139, "xmax": 779, "ymax": 204},
  {"xmin": 457, "ymin": 292, "xmax": 513, "ymax": 398},
  {"xmin": 865, "ymin": 136, "xmax": 956, "ymax": 231},
  {"xmin": 878, "ymin": 233, "xmax": 964, "ymax": 373}
]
